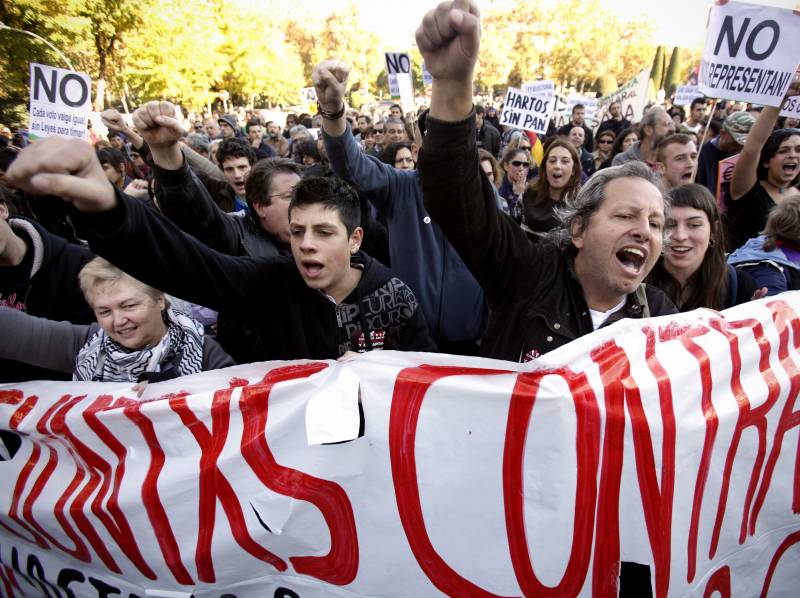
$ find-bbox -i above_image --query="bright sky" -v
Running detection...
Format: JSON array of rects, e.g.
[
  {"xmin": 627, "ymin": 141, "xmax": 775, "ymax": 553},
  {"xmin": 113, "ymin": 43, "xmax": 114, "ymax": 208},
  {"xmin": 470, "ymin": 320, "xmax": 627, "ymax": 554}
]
[{"xmin": 253, "ymin": 0, "xmax": 798, "ymax": 50}]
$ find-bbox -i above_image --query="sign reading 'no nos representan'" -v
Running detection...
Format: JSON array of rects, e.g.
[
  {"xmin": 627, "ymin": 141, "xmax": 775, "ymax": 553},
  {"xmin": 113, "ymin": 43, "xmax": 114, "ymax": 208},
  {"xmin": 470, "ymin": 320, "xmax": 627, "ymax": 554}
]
[{"xmin": 699, "ymin": 1, "xmax": 800, "ymax": 107}]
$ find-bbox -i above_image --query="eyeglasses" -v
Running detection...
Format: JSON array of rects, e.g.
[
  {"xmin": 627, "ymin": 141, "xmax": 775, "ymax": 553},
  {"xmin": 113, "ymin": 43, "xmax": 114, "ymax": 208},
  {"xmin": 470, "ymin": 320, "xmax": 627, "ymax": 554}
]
[
  {"xmin": 268, "ymin": 191, "xmax": 294, "ymax": 202},
  {"xmin": 510, "ymin": 160, "xmax": 530, "ymax": 168},
  {"xmin": 518, "ymin": 145, "xmax": 531, "ymax": 150},
  {"xmin": 598, "ymin": 139, "xmax": 613, "ymax": 145}
]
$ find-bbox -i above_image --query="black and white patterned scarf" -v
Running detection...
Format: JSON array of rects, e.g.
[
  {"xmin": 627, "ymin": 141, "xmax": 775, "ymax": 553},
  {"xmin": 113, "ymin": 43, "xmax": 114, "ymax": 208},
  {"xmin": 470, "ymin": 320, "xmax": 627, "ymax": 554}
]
[{"xmin": 73, "ymin": 307, "xmax": 205, "ymax": 382}]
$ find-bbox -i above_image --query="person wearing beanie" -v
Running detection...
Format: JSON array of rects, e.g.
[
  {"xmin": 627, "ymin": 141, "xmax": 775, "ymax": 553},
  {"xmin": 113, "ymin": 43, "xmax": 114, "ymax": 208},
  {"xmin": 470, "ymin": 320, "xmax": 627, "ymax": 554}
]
[
  {"xmin": 218, "ymin": 114, "xmax": 244, "ymax": 140},
  {"xmin": 695, "ymin": 111, "xmax": 755, "ymax": 196}
]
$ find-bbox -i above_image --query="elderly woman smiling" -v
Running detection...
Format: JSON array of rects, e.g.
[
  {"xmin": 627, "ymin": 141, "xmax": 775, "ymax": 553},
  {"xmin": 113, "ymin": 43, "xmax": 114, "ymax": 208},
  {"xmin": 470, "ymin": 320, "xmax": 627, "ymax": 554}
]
[{"xmin": 0, "ymin": 258, "xmax": 233, "ymax": 382}]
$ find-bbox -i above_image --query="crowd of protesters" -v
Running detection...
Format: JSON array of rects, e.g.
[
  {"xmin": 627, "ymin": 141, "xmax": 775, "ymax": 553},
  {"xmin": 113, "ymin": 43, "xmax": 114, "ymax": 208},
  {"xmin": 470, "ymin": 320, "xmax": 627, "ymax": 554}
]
[{"xmin": 0, "ymin": 1, "xmax": 798, "ymax": 393}]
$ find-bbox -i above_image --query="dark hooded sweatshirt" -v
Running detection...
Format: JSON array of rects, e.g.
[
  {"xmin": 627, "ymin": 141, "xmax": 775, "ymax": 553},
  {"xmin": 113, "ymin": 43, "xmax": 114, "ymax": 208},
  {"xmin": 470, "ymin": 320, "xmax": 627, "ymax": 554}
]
[
  {"xmin": 0, "ymin": 217, "xmax": 95, "ymax": 382},
  {"xmin": 70, "ymin": 192, "xmax": 436, "ymax": 360}
]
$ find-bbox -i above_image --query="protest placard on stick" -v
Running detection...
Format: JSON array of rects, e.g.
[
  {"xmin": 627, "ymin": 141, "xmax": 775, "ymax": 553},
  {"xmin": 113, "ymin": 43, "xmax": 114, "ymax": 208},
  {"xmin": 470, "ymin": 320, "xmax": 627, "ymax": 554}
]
[
  {"xmin": 699, "ymin": 1, "xmax": 800, "ymax": 107},
  {"xmin": 674, "ymin": 85, "xmax": 705, "ymax": 106},
  {"xmin": 28, "ymin": 63, "xmax": 92, "ymax": 140},
  {"xmin": 499, "ymin": 87, "xmax": 554, "ymax": 135}
]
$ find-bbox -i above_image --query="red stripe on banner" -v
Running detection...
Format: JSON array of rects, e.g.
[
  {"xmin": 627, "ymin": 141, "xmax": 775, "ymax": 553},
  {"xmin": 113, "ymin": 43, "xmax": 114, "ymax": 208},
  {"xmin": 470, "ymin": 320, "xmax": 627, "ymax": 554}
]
[
  {"xmin": 703, "ymin": 565, "xmax": 731, "ymax": 598},
  {"xmin": 240, "ymin": 363, "xmax": 361, "ymax": 585},
  {"xmin": 123, "ymin": 398, "xmax": 194, "ymax": 585},
  {"xmin": 51, "ymin": 394, "xmax": 124, "ymax": 574},
  {"xmin": 749, "ymin": 300, "xmax": 800, "ymax": 530},
  {"xmin": 390, "ymin": 364, "xmax": 515, "ymax": 597},
  {"xmin": 682, "ymin": 329, "xmax": 718, "ymax": 583},
  {"xmin": 759, "ymin": 530, "xmax": 800, "ymax": 597},
  {"xmin": 0, "ymin": 390, "xmax": 23, "ymax": 405},
  {"xmin": 503, "ymin": 367, "xmax": 600, "ymax": 597},
  {"xmin": 638, "ymin": 328, "xmax": 678, "ymax": 598},
  {"xmin": 9, "ymin": 395, "xmax": 37, "ymax": 429},
  {"xmin": 171, "ymin": 387, "xmax": 288, "ymax": 582},
  {"xmin": 591, "ymin": 342, "xmax": 626, "ymax": 598},
  {"xmin": 0, "ymin": 564, "xmax": 19, "ymax": 597},
  {"xmin": 708, "ymin": 317, "xmax": 775, "ymax": 558},
  {"xmin": 2, "ymin": 440, "xmax": 49, "ymax": 548}
]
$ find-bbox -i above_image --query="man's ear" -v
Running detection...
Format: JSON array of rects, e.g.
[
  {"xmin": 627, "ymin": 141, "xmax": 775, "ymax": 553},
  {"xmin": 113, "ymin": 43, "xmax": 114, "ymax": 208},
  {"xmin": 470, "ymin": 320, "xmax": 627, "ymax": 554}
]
[
  {"xmin": 350, "ymin": 226, "xmax": 363, "ymax": 254},
  {"xmin": 570, "ymin": 220, "xmax": 585, "ymax": 250},
  {"xmin": 654, "ymin": 161, "xmax": 666, "ymax": 175},
  {"xmin": 253, "ymin": 200, "xmax": 269, "ymax": 218},
  {"xmin": 0, "ymin": 203, "xmax": 8, "ymax": 221}
]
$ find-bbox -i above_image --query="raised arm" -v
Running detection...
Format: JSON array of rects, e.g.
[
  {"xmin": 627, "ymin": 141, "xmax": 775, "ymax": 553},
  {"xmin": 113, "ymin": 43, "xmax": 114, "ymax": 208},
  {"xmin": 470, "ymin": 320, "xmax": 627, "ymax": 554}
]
[
  {"xmin": 132, "ymin": 101, "xmax": 243, "ymax": 255},
  {"xmin": 416, "ymin": 0, "xmax": 538, "ymax": 308},
  {"xmin": 5, "ymin": 137, "xmax": 287, "ymax": 313},
  {"xmin": 313, "ymin": 60, "xmax": 413, "ymax": 213},
  {"xmin": 730, "ymin": 78, "xmax": 800, "ymax": 200},
  {"xmin": 101, "ymin": 108, "xmax": 145, "ymax": 151}
]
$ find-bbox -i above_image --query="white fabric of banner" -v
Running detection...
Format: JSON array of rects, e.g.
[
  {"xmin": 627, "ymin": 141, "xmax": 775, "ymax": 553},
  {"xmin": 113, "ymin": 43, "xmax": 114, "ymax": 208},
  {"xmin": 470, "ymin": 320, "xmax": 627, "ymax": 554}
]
[{"xmin": 2, "ymin": 294, "xmax": 800, "ymax": 596}]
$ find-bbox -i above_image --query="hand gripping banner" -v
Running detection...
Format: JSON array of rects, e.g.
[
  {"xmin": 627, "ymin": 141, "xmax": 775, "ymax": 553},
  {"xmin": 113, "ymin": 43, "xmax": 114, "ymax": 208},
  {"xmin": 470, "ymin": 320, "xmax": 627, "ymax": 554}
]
[{"xmin": 2, "ymin": 294, "xmax": 800, "ymax": 596}]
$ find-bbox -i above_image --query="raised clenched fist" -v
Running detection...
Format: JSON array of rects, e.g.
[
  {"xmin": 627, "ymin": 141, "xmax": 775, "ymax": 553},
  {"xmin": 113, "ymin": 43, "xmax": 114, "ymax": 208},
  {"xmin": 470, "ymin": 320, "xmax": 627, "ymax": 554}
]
[
  {"xmin": 132, "ymin": 101, "xmax": 185, "ymax": 150},
  {"xmin": 312, "ymin": 60, "xmax": 351, "ymax": 114},
  {"xmin": 5, "ymin": 136, "xmax": 117, "ymax": 212}
]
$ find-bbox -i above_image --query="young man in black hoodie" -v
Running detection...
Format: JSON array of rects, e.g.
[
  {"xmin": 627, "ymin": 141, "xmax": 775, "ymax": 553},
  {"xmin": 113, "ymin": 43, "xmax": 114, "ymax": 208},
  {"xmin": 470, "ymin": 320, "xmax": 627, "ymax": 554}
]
[{"xmin": 5, "ymin": 140, "xmax": 436, "ymax": 360}]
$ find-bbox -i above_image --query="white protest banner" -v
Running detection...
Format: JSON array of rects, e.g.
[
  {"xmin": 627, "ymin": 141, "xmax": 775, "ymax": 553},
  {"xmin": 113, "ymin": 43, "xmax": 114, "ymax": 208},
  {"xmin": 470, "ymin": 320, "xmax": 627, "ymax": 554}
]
[
  {"xmin": 716, "ymin": 152, "xmax": 740, "ymax": 212},
  {"xmin": 521, "ymin": 79, "xmax": 555, "ymax": 96},
  {"xmin": 780, "ymin": 94, "xmax": 800, "ymax": 120},
  {"xmin": 674, "ymin": 85, "xmax": 705, "ymax": 106},
  {"xmin": 28, "ymin": 63, "xmax": 92, "ymax": 141},
  {"xmin": 555, "ymin": 95, "xmax": 598, "ymax": 129},
  {"xmin": 593, "ymin": 68, "xmax": 650, "ymax": 131},
  {"xmin": 699, "ymin": 1, "xmax": 800, "ymax": 107},
  {"xmin": 499, "ymin": 87, "xmax": 554, "ymax": 135},
  {"xmin": 3, "ymin": 294, "xmax": 800, "ymax": 596}
]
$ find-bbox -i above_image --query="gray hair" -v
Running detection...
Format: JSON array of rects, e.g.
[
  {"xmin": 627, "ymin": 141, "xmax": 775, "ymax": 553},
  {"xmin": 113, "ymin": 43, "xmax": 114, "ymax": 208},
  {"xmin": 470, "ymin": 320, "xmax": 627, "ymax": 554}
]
[
  {"xmin": 384, "ymin": 117, "xmax": 404, "ymax": 127},
  {"xmin": 549, "ymin": 160, "xmax": 668, "ymax": 247},
  {"xmin": 640, "ymin": 106, "xmax": 668, "ymax": 138},
  {"xmin": 289, "ymin": 124, "xmax": 311, "ymax": 138},
  {"xmin": 185, "ymin": 133, "xmax": 210, "ymax": 155}
]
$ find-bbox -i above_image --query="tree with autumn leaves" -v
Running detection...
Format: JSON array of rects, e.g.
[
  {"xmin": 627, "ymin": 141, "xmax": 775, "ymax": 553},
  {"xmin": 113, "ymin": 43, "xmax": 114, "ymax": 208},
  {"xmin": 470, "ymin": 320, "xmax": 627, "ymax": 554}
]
[{"xmin": 1, "ymin": 0, "xmax": 691, "ymax": 126}]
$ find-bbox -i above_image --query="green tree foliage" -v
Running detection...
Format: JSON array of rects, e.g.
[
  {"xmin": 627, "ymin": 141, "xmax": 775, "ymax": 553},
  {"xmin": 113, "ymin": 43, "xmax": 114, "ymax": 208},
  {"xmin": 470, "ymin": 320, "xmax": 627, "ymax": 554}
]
[
  {"xmin": 650, "ymin": 45, "xmax": 665, "ymax": 91},
  {"xmin": 663, "ymin": 46, "xmax": 684, "ymax": 98},
  {"xmin": 594, "ymin": 74, "xmax": 619, "ymax": 97},
  {"xmin": 0, "ymin": 0, "xmax": 690, "ymax": 122}
]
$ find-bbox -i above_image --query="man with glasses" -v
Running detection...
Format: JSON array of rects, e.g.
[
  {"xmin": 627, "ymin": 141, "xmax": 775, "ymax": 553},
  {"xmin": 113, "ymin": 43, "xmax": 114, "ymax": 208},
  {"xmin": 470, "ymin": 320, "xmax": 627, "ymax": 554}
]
[
  {"xmin": 129, "ymin": 101, "xmax": 299, "ymax": 361},
  {"xmin": 368, "ymin": 121, "xmax": 385, "ymax": 157}
]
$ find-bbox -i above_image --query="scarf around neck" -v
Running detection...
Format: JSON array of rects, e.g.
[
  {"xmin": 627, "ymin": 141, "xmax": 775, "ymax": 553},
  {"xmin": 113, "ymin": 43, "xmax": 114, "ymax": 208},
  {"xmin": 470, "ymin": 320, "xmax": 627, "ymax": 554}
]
[{"xmin": 73, "ymin": 307, "xmax": 205, "ymax": 382}]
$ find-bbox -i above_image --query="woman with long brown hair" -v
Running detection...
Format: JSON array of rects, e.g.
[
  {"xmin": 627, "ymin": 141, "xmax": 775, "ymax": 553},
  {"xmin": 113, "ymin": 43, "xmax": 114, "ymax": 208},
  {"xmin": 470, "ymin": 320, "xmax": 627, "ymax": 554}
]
[
  {"xmin": 647, "ymin": 184, "xmax": 762, "ymax": 311},
  {"xmin": 521, "ymin": 137, "xmax": 582, "ymax": 239}
]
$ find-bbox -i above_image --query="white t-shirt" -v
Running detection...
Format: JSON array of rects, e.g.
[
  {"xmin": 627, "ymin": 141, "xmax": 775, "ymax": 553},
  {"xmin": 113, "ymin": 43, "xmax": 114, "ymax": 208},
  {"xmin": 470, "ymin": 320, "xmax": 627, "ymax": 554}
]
[{"xmin": 589, "ymin": 297, "xmax": 627, "ymax": 330}]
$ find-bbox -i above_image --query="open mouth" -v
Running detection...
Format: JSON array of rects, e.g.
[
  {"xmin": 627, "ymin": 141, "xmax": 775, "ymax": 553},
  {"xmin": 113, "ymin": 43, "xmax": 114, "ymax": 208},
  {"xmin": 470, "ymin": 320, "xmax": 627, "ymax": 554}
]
[
  {"xmin": 616, "ymin": 247, "xmax": 646, "ymax": 275},
  {"xmin": 669, "ymin": 245, "xmax": 692, "ymax": 256},
  {"xmin": 301, "ymin": 260, "xmax": 324, "ymax": 279},
  {"xmin": 680, "ymin": 171, "xmax": 694, "ymax": 181},
  {"xmin": 784, "ymin": 162, "xmax": 799, "ymax": 175}
]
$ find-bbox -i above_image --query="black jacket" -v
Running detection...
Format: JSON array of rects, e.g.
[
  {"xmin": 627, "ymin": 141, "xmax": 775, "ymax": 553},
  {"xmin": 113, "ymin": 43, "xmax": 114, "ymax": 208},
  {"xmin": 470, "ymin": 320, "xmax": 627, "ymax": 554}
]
[
  {"xmin": 71, "ymin": 193, "xmax": 436, "ymax": 360},
  {"xmin": 419, "ymin": 111, "xmax": 677, "ymax": 362},
  {"xmin": 0, "ymin": 217, "xmax": 95, "ymax": 382},
  {"xmin": 153, "ymin": 159, "xmax": 288, "ymax": 363}
]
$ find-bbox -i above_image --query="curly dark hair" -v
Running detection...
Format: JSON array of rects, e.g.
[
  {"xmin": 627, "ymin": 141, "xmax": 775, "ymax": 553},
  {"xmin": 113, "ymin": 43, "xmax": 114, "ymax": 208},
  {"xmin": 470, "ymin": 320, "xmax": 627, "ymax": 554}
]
[
  {"xmin": 216, "ymin": 138, "xmax": 256, "ymax": 167},
  {"xmin": 289, "ymin": 175, "xmax": 361, "ymax": 235}
]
